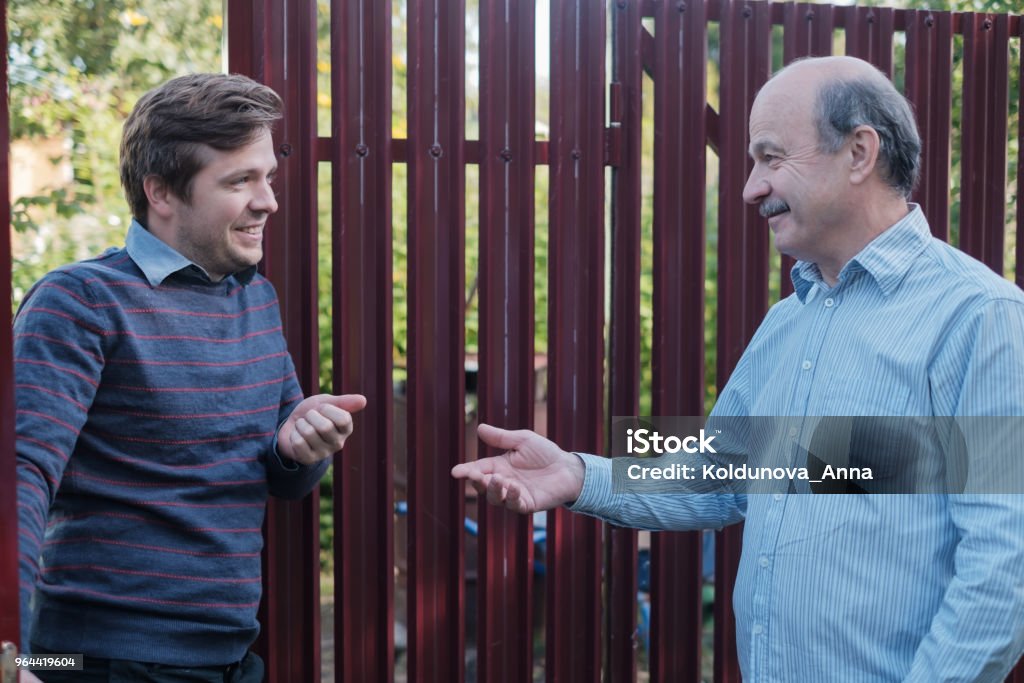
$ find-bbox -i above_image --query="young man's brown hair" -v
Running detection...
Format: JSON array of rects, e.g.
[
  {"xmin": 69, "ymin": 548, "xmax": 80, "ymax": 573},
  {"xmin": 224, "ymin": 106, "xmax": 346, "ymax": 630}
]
[{"xmin": 119, "ymin": 73, "xmax": 283, "ymax": 223}]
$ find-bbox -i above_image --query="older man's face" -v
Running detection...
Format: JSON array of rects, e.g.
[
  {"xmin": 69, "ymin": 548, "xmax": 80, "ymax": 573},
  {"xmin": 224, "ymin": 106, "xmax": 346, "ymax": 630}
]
[{"xmin": 742, "ymin": 73, "xmax": 853, "ymax": 269}]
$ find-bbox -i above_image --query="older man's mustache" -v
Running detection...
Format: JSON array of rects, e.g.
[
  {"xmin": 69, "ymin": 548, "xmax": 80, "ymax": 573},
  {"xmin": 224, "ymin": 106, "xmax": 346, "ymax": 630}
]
[{"xmin": 759, "ymin": 198, "xmax": 790, "ymax": 219}]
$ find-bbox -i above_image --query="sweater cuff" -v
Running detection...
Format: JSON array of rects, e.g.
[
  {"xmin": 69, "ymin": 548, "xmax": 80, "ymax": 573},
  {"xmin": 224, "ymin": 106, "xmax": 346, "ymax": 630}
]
[
  {"xmin": 270, "ymin": 433, "xmax": 301, "ymax": 471},
  {"xmin": 567, "ymin": 453, "xmax": 615, "ymax": 515}
]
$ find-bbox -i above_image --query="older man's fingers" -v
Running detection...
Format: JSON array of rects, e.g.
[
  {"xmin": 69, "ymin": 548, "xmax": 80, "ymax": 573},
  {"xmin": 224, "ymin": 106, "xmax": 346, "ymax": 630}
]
[
  {"xmin": 477, "ymin": 423, "xmax": 534, "ymax": 451},
  {"xmin": 504, "ymin": 480, "xmax": 526, "ymax": 513},
  {"xmin": 485, "ymin": 474, "xmax": 508, "ymax": 506}
]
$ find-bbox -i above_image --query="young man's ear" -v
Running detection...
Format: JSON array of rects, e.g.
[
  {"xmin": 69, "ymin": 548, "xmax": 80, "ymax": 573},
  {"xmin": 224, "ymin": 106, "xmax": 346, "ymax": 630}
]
[
  {"xmin": 143, "ymin": 175, "xmax": 176, "ymax": 220},
  {"xmin": 848, "ymin": 124, "xmax": 881, "ymax": 186}
]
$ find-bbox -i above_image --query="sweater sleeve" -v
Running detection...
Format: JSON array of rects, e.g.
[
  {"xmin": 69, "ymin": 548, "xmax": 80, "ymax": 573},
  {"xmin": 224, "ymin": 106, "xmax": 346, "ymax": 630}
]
[{"xmin": 14, "ymin": 271, "xmax": 106, "ymax": 651}]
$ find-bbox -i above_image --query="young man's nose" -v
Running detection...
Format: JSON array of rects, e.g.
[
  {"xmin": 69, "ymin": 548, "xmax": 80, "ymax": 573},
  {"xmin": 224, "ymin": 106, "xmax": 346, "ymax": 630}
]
[{"xmin": 251, "ymin": 180, "xmax": 278, "ymax": 214}]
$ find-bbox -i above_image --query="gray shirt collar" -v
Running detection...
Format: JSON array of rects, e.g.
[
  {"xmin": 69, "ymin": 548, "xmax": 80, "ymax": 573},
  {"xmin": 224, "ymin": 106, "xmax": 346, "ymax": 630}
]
[{"xmin": 125, "ymin": 219, "xmax": 257, "ymax": 287}]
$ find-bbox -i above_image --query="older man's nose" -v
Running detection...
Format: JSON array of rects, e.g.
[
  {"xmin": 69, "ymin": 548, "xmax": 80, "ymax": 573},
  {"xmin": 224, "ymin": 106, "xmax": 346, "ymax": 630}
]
[{"xmin": 743, "ymin": 169, "xmax": 770, "ymax": 205}]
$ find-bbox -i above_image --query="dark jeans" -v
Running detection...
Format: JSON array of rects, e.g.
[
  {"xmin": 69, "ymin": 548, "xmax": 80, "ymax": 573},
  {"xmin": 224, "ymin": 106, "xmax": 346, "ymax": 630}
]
[{"xmin": 33, "ymin": 648, "xmax": 264, "ymax": 683}]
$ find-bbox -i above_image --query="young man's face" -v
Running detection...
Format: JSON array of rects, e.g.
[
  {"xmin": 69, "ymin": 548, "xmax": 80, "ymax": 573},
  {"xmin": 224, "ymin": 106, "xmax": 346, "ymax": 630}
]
[{"xmin": 164, "ymin": 129, "xmax": 278, "ymax": 281}]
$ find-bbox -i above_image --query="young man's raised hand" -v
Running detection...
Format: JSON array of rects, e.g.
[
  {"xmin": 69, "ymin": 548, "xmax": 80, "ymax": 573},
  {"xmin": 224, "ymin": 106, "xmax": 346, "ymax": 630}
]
[{"xmin": 277, "ymin": 394, "xmax": 367, "ymax": 466}]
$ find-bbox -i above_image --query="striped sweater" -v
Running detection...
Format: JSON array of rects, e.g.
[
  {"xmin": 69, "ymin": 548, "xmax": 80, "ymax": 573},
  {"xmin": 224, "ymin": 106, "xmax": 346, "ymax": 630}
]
[{"xmin": 15, "ymin": 223, "xmax": 325, "ymax": 666}]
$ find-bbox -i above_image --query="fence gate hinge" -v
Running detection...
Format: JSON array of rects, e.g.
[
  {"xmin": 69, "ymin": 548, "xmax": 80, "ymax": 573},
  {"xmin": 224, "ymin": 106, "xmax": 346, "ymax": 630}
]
[{"xmin": 1, "ymin": 641, "xmax": 17, "ymax": 683}]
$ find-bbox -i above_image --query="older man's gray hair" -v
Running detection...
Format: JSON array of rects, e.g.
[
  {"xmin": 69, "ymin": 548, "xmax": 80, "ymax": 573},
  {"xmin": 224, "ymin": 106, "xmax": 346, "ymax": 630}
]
[{"xmin": 814, "ymin": 75, "xmax": 921, "ymax": 199}]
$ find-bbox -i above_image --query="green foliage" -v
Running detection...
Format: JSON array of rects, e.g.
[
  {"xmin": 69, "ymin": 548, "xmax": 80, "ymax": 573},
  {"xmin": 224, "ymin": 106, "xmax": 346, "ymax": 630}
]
[{"xmin": 8, "ymin": 0, "xmax": 223, "ymax": 309}]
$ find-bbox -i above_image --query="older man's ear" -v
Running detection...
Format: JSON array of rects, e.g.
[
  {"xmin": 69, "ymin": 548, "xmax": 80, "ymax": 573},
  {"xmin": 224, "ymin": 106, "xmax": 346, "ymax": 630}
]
[{"xmin": 847, "ymin": 124, "xmax": 881, "ymax": 187}]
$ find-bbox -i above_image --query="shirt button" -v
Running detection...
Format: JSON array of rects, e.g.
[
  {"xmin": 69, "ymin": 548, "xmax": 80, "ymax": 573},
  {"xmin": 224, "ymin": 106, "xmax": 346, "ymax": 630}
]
[
  {"xmin": 752, "ymin": 624, "xmax": 764, "ymax": 635},
  {"xmin": 774, "ymin": 493, "xmax": 784, "ymax": 501},
  {"xmin": 824, "ymin": 297, "xmax": 835, "ymax": 308},
  {"xmin": 802, "ymin": 360, "xmax": 812, "ymax": 370},
  {"xmin": 788, "ymin": 426, "xmax": 798, "ymax": 438},
  {"xmin": 759, "ymin": 556, "xmax": 770, "ymax": 568}
]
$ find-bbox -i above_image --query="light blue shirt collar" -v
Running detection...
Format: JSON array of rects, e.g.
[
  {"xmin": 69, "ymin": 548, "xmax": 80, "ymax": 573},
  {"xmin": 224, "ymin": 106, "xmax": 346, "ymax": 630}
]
[
  {"xmin": 125, "ymin": 220, "xmax": 257, "ymax": 287},
  {"xmin": 791, "ymin": 204, "xmax": 931, "ymax": 302}
]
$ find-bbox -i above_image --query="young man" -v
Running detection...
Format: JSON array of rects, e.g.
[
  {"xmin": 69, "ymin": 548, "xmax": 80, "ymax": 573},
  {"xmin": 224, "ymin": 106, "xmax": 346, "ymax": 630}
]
[
  {"xmin": 16, "ymin": 73, "xmax": 364, "ymax": 682},
  {"xmin": 454, "ymin": 56, "xmax": 1024, "ymax": 680}
]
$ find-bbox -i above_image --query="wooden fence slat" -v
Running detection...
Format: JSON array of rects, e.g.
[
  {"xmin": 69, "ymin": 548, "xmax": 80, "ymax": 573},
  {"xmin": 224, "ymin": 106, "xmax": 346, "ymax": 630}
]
[
  {"xmin": 0, "ymin": 0, "xmax": 17, "ymax": 652},
  {"xmin": 406, "ymin": 0, "xmax": 468, "ymax": 681},
  {"xmin": 717, "ymin": 0, "xmax": 773, "ymax": 408},
  {"xmin": 960, "ymin": 12, "xmax": 1010, "ymax": 272},
  {"xmin": 905, "ymin": 9, "xmax": 954, "ymax": 241},
  {"xmin": 715, "ymin": 2, "xmax": 773, "ymax": 681},
  {"xmin": 782, "ymin": 2, "xmax": 835, "ymax": 64},
  {"xmin": 477, "ymin": 0, "xmax": 537, "ymax": 681},
  {"xmin": 546, "ymin": 1, "xmax": 607, "ymax": 681},
  {"xmin": 608, "ymin": 0, "xmax": 645, "ymax": 680},
  {"xmin": 331, "ymin": 0, "xmax": 395, "ymax": 679},
  {"xmin": 845, "ymin": 5, "xmax": 896, "ymax": 77},
  {"xmin": 649, "ymin": 0, "xmax": 708, "ymax": 681},
  {"xmin": 228, "ymin": 1, "xmax": 324, "ymax": 681},
  {"xmin": 1018, "ymin": 17, "xmax": 1024, "ymax": 293}
]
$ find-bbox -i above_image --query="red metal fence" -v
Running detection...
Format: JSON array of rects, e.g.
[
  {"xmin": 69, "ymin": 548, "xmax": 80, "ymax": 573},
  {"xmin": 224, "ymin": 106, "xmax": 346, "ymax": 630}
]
[
  {"xmin": 3, "ymin": 0, "xmax": 1024, "ymax": 682},
  {"xmin": 0, "ymin": 0, "xmax": 17, "ymax": 666}
]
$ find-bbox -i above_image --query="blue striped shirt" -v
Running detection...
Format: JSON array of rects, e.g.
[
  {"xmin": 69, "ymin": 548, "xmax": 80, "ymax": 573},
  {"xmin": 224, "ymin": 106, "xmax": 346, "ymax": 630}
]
[
  {"xmin": 16, "ymin": 221, "xmax": 325, "ymax": 664},
  {"xmin": 572, "ymin": 206, "xmax": 1024, "ymax": 681}
]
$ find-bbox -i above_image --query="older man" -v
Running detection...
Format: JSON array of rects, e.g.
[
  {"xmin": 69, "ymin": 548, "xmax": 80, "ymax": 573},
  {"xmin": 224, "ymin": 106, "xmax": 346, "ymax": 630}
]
[{"xmin": 453, "ymin": 56, "xmax": 1024, "ymax": 681}]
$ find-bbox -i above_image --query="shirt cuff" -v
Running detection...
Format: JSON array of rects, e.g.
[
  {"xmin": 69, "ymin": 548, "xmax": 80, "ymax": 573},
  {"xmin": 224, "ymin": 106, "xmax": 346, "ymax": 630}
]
[{"xmin": 567, "ymin": 453, "xmax": 615, "ymax": 515}]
